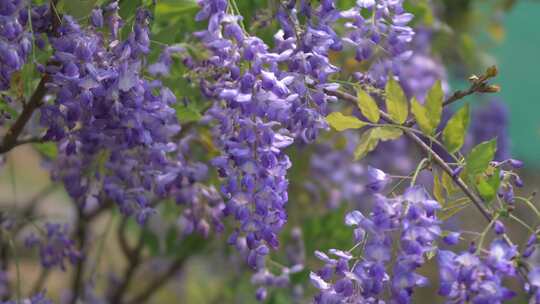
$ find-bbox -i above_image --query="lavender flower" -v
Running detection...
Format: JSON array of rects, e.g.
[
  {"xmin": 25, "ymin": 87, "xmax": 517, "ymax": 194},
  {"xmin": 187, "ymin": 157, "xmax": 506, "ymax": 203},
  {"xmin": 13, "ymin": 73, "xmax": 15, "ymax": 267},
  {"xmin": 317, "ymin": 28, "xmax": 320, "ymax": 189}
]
[
  {"xmin": 366, "ymin": 166, "xmax": 389, "ymax": 192},
  {"xmin": 25, "ymin": 223, "xmax": 81, "ymax": 270},
  {"xmin": 438, "ymin": 240, "xmax": 517, "ymax": 303},
  {"xmin": 311, "ymin": 186, "xmax": 441, "ymax": 303},
  {"xmin": 40, "ymin": 6, "xmax": 185, "ymax": 224}
]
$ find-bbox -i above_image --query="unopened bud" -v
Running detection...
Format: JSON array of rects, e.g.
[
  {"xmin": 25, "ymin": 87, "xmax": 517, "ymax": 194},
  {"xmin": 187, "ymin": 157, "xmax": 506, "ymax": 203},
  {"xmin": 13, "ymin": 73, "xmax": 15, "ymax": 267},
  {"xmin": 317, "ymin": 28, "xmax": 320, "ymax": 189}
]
[
  {"xmin": 480, "ymin": 84, "xmax": 501, "ymax": 93},
  {"xmin": 486, "ymin": 65, "xmax": 498, "ymax": 78}
]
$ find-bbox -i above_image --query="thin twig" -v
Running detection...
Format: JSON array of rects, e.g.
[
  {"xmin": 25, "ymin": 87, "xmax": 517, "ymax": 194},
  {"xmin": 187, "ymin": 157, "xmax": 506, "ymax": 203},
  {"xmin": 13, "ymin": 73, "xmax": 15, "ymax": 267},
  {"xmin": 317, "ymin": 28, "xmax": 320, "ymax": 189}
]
[
  {"xmin": 125, "ymin": 256, "xmax": 187, "ymax": 304},
  {"xmin": 0, "ymin": 0, "xmax": 62, "ymax": 155},
  {"xmin": 69, "ymin": 206, "xmax": 88, "ymax": 304},
  {"xmin": 108, "ymin": 223, "xmax": 145, "ymax": 304}
]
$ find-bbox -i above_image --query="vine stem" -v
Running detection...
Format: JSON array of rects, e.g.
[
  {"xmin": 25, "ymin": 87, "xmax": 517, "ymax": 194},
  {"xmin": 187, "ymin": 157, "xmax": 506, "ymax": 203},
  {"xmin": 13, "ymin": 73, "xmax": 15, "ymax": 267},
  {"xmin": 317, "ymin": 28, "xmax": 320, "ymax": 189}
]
[
  {"xmin": 0, "ymin": 0, "xmax": 62, "ymax": 155},
  {"xmin": 327, "ymin": 88, "xmax": 530, "ymax": 282},
  {"xmin": 125, "ymin": 256, "xmax": 187, "ymax": 304}
]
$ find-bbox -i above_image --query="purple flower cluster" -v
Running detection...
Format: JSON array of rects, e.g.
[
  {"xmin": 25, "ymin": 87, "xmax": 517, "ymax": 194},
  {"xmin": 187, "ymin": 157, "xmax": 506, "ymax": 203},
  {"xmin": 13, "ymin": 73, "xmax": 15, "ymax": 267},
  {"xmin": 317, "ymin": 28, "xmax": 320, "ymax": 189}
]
[
  {"xmin": 40, "ymin": 4, "xmax": 186, "ymax": 223},
  {"xmin": 310, "ymin": 186, "xmax": 441, "ymax": 303},
  {"xmin": 25, "ymin": 223, "xmax": 81, "ymax": 270},
  {"xmin": 344, "ymin": 0, "xmax": 415, "ymax": 87},
  {"xmin": 392, "ymin": 187, "xmax": 441, "ymax": 303},
  {"xmin": 195, "ymin": 0, "xmax": 336, "ymax": 270},
  {"xmin": 172, "ymin": 133, "xmax": 225, "ymax": 237},
  {"xmin": 495, "ymin": 158, "xmax": 525, "ymax": 205},
  {"xmin": 194, "ymin": 0, "xmax": 416, "ymax": 271},
  {"xmin": 0, "ymin": 0, "xmax": 35, "ymax": 90},
  {"xmin": 438, "ymin": 240, "xmax": 517, "ymax": 303}
]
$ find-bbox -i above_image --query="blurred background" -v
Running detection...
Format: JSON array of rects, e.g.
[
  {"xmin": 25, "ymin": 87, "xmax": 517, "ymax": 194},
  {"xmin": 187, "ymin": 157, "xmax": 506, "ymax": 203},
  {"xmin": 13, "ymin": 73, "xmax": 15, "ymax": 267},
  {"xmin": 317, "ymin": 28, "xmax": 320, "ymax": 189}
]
[{"xmin": 0, "ymin": 0, "xmax": 539, "ymax": 303}]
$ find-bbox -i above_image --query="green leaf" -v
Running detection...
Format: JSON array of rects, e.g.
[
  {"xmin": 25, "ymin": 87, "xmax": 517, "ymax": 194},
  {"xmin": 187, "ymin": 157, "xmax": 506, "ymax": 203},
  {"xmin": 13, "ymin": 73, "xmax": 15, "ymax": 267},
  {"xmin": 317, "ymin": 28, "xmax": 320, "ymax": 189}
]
[
  {"xmin": 464, "ymin": 139, "xmax": 498, "ymax": 178},
  {"xmin": 354, "ymin": 129, "xmax": 379, "ymax": 160},
  {"xmin": 442, "ymin": 171, "xmax": 458, "ymax": 195},
  {"xmin": 371, "ymin": 126, "xmax": 403, "ymax": 141},
  {"xmin": 61, "ymin": 0, "xmax": 98, "ymax": 19},
  {"xmin": 0, "ymin": 99, "xmax": 18, "ymax": 118},
  {"xmin": 353, "ymin": 126, "xmax": 403, "ymax": 160},
  {"xmin": 385, "ymin": 77, "xmax": 409, "ymax": 124},
  {"xmin": 174, "ymin": 105, "xmax": 202, "ymax": 123},
  {"xmin": 141, "ymin": 228, "xmax": 161, "ymax": 256},
  {"xmin": 33, "ymin": 143, "xmax": 57, "ymax": 159},
  {"xmin": 425, "ymin": 80, "xmax": 444, "ymax": 131},
  {"xmin": 433, "ymin": 172, "xmax": 446, "ymax": 205},
  {"xmin": 356, "ymin": 89, "xmax": 380, "ymax": 123},
  {"xmin": 326, "ymin": 112, "xmax": 368, "ymax": 132},
  {"xmin": 476, "ymin": 168, "xmax": 501, "ymax": 203},
  {"xmin": 155, "ymin": 0, "xmax": 199, "ymax": 18},
  {"xmin": 411, "ymin": 97, "xmax": 433, "ymax": 134},
  {"xmin": 442, "ymin": 103, "xmax": 470, "ymax": 153}
]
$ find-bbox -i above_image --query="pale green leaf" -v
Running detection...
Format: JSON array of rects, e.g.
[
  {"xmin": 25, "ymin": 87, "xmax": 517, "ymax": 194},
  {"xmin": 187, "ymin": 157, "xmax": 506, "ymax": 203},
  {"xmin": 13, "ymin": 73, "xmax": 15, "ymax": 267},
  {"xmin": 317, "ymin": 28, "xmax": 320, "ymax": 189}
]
[
  {"xmin": 433, "ymin": 172, "xmax": 446, "ymax": 205},
  {"xmin": 425, "ymin": 80, "xmax": 444, "ymax": 131},
  {"xmin": 476, "ymin": 168, "xmax": 500, "ymax": 203},
  {"xmin": 354, "ymin": 126, "xmax": 403, "ymax": 160},
  {"xmin": 174, "ymin": 105, "xmax": 202, "ymax": 123},
  {"xmin": 411, "ymin": 97, "xmax": 433, "ymax": 135},
  {"xmin": 61, "ymin": 0, "xmax": 98, "ymax": 19},
  {"xmin": 356, "ymin": 89, "xmax": 380, "ymax": 123},
  {"xmin": 326, "ymin": 112, "xmax": 368, "ymax": 132},
  {"xmin": 442, "ymin": 171, "xmax": 458, "ymax": 195},
  {"xmin": 33, "ymin": 143, "xmax": 58, "ymax": 160},
  {"xmin": 372, "ymin": 126, "xmax": 403, "ymax": 141},
  {"xmin": 442, "ymin": 104, "xmax": 470, "ymax": 153},
  {"xmin": 385, "ymin": 77, "xmax": 409, "ymax": 124},
  {"xmin": 464, "ymin": 139, "xmax": 497, "ymax": 178},
  {"xmin": 354, "ymin": 129, "xmax": 379, "ymax": 160}
]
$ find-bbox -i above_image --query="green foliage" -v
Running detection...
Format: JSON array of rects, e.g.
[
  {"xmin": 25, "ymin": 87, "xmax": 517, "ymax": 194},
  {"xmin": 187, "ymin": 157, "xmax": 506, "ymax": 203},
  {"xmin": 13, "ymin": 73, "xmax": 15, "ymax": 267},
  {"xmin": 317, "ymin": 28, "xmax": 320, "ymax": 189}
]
[
  {"xmin": 174, "ymin": 104, "xmax": 202, "ymax": 123},
  {"xmin": 59, "ymin": 0, "xmax": 98, "ymax": 20},
  {"xmin": 0, "ymin": 99, "xmax": 17, "ymax": 119},
  {"xmin": 404, "ymin": 0, "xmax": 435, "ymax": 26},
  {"xmin": 411, "ymin": 81, "xmax": 443, "ymax": 135},
  {"xmin": 433, "ymin": 172, "xmax": 445, "ymax": 204},
  {"xmin": 442, "ymin": 103, "xmax": 470, "ymax": 153},
  {"xmin": 476, "ymin": 168, "xmax": 501, "ymax": 203},
  {"xmin": 302, "ymin": 205, "xmax": 351, "ymax": 254},
  {"xmin": 411, "ymin": 97, "xmax": 432, "ymax": 135},
  {"xmin": 354, "ymin": 126, "xmax": 403, "ymax": 160},
  {"xmin": 462, "ymin": 139, "xmax": 499, "ymax": 202},
  {"xmin": 33, "ymin": 142, "xmax": 58, "ymax": 159},
  {"xmin": 326, "ymin": 112, "xmax": 368, "ymax": 131},
  {"xmin": 464, "ymin": 139, "xmax": 497, "ymax": 179},
  {"xmin": 356, "ymin": 89, "xmax": 380, "ymax": 123},
  {"xmin": 385, "ymin": 77, "xmax": 409, "ymax": 124}
]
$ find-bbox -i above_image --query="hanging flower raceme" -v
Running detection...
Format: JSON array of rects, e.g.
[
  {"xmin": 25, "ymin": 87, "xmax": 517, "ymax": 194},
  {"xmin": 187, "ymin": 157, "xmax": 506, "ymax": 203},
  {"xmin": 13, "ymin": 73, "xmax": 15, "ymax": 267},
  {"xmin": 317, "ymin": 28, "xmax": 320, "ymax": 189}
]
[
  {"xmin": 24, "ymin": 223, "xmax": 81, "ymax": 271},
  {"xmin": 310, "ymin": 186, "xmax": 441, "ymax": 303},
  {"xmin": 40, "ymin": 4, "xmax": 184, "ymax": 224},
  {"xmin": 343, "ymin": 0, "xmax": 415, "ymax": 87},
  {"xmin": 0, "ymin": 0, "xmax": 36, "ymax": 91},
  {"xmin": 438, "ymin": 240, "xmax": 518, "ymax": 303}
]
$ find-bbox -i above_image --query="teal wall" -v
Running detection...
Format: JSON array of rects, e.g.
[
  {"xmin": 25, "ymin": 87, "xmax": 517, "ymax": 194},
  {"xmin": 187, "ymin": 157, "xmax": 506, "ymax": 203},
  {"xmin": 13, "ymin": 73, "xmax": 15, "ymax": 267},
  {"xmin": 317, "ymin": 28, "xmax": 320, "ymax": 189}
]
[{"xmin": 492, "ymin": 2, "xmax": 540, "ymax": 165}]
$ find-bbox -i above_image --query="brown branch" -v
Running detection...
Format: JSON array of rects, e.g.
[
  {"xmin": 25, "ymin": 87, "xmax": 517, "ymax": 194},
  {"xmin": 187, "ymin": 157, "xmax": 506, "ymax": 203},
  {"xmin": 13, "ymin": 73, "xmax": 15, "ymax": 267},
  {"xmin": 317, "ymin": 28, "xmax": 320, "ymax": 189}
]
[
  {"xmin": 0, "ymin": 221, "xmax": 10, "ymax": 301},
  {"xmin": 108, "ymin": 222, "xmax": 145, "ymax": 304},
  {"xmin": 30, "ymin": 268, "xmax": 50, "ymax": 295},
  {"xmin": 125, "ymin": 256, "xmax": 187, "ymax": 304},
  {"xmin": 0, "ymin": 0, "xmax": 63, "ymax": 155},
  {"xmin": 0, "ymin": 76, "xmax": 49, "ymax": 154},
  {"xmin": 69, "ymin": 206, "xmax": 89, "ymax": 304}
]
